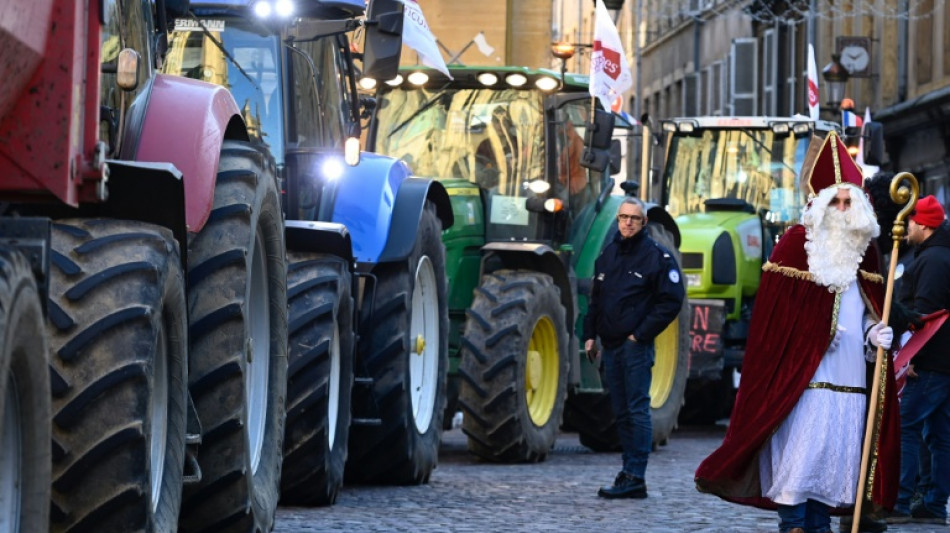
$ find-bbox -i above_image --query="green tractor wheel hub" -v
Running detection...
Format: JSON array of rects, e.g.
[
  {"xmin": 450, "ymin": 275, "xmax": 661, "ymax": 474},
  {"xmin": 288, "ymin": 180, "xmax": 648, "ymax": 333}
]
[
  {"xmin": 651, "ymin": 317, "xmax": 679, "ymax": 408},
  {"xmin": 526, "ymin": 316, "xmax": 559, "ymax": 426}
]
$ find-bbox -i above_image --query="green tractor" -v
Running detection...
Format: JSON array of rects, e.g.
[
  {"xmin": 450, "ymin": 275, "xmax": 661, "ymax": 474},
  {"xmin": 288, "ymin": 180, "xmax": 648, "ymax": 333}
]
[
  {"xmin": 656, "ymin": 116, "xmax": 883, "ymax": 423},
  {"xmin": 364, "ymin": 66, "xmax": 690, "ymax": 460}
]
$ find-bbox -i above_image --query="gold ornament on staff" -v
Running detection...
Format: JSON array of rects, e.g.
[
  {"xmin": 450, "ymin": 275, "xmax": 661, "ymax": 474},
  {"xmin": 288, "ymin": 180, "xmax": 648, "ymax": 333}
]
[{"xmin": 851, "ymin": 171, "xmax": 919, "ymax": 533}]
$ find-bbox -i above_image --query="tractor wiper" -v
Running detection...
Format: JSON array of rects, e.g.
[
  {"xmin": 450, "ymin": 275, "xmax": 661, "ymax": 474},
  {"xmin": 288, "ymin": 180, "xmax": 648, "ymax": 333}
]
[
  {"xmin": 738, "ymin": 128, "xmax": 796, "ymax": 175},
  {"xmin": 388, "ymin": 83, "xmax": 452, "ymax": 136}
]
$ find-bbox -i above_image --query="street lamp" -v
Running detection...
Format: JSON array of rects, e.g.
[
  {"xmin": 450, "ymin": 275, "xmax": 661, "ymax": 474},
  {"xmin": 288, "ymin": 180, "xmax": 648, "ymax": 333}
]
[{"xmin": 821, "ymin": 53, "xmax": 850, "ymax": 112}]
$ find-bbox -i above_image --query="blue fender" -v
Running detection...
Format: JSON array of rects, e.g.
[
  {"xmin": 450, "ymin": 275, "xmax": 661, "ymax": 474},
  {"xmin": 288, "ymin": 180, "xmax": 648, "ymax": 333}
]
[{"xmin": 331, "ymin": 153, "xmax": 453, "ymax": 264}]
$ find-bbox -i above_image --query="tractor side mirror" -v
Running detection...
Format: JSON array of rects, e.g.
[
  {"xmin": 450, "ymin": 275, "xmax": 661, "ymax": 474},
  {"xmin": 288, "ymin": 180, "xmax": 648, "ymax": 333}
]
[
  {"xmin": 363, "ymin": 0, "xmax": 404, "ymax": 81},
  {"xmin": 585, "ymin": 109, "xmax": 615, "ymax": 150},
  {"xmin": 863, "ymin": 121, "xmax": 885, "ymax": 166},
  {"xmin": 580, "ymin": 109, "xmax": 616, "ymax": 172},
  {"xmin": 609, "ymin": 139, "xmax": 622, "ymax": 175}
]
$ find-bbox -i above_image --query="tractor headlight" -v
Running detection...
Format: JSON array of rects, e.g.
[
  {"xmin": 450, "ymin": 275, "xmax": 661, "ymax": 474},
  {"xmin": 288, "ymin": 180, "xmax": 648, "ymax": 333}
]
[
  {"xmin": 526, "ymin": 180, "xmax": 550, "ymax": 194},
  {"xmin": 322, "ymin": 157, "xmax": 345, "ymax": 180}
]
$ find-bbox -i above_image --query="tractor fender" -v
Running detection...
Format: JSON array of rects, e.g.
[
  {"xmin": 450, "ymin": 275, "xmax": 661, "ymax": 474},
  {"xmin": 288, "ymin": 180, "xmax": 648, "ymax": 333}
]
[
  {"xmin": 377, "ymin": 178, "xmax": 453, "ymax": 263},
  {"xmin": 284, "ymin": 220, "xmax": 354, "ymax": 264},
  {"xmin": 331, "ymin": 153, "xmax": 452, "ymax": 264},
  {"xmin": 134, "ymin": 74, "xmax": 247, "ymax": 234},
  {"xmin": 479, "ymin": 242, "xmax": 575, "ymax": 332},
  {"xmin": 645, "ymin": 203, "xmax": 681, "ymax": 249}
]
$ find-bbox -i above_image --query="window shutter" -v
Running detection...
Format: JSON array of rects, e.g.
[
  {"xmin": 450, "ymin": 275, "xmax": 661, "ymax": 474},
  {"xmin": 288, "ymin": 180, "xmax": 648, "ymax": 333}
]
[
  {"xmin": 730, "ymin": 38, "xmax": 758, "ymax": 116},
  {"xmin": 762, "ymin": 29, "xmax": 777, "ymax": 115},
  {"xmin": 684, "ymin": 73, "xmax": 699, "ymax": 115}
]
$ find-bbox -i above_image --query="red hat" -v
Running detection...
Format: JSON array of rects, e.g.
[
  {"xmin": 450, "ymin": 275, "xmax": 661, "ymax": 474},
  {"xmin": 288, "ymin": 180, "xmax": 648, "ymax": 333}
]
[
  {"xmin": 911, "ymin": 195, "xmax": 945, "ymax": 227},
  {"xmin": 801, "ymin": 131, "xmax": 864, "ymax": 197}
]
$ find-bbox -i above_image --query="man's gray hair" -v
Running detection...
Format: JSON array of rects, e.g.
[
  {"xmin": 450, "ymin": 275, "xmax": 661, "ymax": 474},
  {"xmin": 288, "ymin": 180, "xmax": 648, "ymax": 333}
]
[{"xmin": 620, "ymin": 196, "xmax": 647, "ymax": 214}]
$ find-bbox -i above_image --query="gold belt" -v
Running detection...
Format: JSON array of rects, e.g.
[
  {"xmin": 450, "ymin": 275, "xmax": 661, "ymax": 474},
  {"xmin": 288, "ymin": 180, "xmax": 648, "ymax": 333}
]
[{"xmin": 807, "ymin": 382, "xmax": 866, "ymax": 394}]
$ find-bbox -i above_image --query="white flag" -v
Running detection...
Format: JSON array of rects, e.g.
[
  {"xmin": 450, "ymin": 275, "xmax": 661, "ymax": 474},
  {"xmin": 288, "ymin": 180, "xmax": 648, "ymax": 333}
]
[
  {"xmin": 397, "ymin": 0, "xmax": 452, "ymax": 79},
  {"xmin": 590, "ymin": 0, "xmax": 632, "ymax": 111},
  {"xmin": 473, "ymin": 32, "xmax": 495, "ymax": 58},
  {"xmin": 807, "ymin": 43, "xmax": 819, "ymax": 121}
]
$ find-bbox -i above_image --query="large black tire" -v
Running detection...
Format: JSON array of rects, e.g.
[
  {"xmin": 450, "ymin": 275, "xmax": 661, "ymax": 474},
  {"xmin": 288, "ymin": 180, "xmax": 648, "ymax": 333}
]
[
  {"xmin": 562, "ymin": 223, "xmax": 689, "ymax": 451},
  {"xmin": 0, "ymin": 247, "xmax": 50, "ymax": 533},
  {"xmin": 179, "ymin": 141, "xmax": 288, "ymax": 532},
  {"xmin": 459, "ymin": 270, "xmax": 569, "ymax": 463},
  {"xmin": 279, "ymin": 253, "xmax": 354, "ymax": 506},
  {"xmin": 48, "ymin": 220, "xmax": 187, "ymax": 533},
  {"xmin": 346, "ymin": 202, "xmax": 448, "ymax": 484},
  {"xmin": 645, "ymin": 224, "xmax": 690, "ymax": 446}
]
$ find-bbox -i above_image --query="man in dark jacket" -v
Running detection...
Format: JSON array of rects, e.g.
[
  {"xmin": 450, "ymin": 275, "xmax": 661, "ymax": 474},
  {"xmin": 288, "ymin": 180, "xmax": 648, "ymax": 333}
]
[
  {"xmin": 583, "ymin": 196, "xmax": 685, "ymax": 499},
  {"xmin": 893, "ymin": 195, "xmax": 950, "ymax": 524}
]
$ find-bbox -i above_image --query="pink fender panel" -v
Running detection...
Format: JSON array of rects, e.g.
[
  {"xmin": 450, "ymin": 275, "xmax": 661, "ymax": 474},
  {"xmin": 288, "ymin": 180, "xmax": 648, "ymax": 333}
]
[{"xmin": 136, "ymin": 74, "xmax": 242, "ymax": 233}]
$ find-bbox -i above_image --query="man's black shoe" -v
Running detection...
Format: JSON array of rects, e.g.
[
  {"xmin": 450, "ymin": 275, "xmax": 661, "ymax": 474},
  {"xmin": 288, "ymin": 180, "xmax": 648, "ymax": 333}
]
[
  {"xmin": 910, "ymin": 503, "xmax": 947, "ymax": 525},
  {"xmin": 597, "ymin": 472, "xmax": 647, "ymax": 499},
  {"xmin": 839, "ymin": 513, "xmax": 887, "ymax": 532}
]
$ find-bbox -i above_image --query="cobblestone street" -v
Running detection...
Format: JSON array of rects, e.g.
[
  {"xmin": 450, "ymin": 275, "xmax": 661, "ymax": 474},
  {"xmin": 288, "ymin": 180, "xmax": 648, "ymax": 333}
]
[{"xmin": 275, "ymin": 425, "xmax": 948, "ymax": 532}]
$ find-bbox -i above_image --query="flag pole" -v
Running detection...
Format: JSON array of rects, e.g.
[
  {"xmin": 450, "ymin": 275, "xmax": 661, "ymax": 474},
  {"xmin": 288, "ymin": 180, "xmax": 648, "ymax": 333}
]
[{"xmin": 850, "ymin": 172, "xmax": 919, "ymax": 533}]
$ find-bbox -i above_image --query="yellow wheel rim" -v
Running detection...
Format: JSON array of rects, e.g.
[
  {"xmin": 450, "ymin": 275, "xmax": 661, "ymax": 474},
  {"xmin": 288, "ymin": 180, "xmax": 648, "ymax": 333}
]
[
  {"xmin": 650, "ymin": 316, "xmax": 679, "ymax": 409},
  {"xmin": 526, "ymin": 316, "xmax": 559, "ymax": 426}
]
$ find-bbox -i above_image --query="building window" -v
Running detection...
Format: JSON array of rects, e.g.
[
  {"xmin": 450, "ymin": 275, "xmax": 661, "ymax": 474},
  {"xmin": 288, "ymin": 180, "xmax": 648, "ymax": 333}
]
[{"xmin": 916, "ymin": 0, "xmax": 934, "ymax": 86}]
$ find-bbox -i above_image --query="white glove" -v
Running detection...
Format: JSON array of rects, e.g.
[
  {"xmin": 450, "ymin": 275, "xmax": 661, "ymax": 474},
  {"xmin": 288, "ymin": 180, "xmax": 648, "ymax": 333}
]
[
  {"xmin": 829, "ymin": 326, "xmax": 845, "ymax": 352},
  {"xmin": 868, "ymin": 322, "xmax": 893, "ymax": 350}
]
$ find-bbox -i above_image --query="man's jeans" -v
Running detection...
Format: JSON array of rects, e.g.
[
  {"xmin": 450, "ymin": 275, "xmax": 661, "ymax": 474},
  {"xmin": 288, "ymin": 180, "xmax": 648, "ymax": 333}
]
[
  {"xmin": 896, "ymin": 369, "xmax": 950, "ymax": 518},
  {"xmin": 777, "ymin": 500, "xmax": 830, "ymax": 533},
  {"xmin": 602, "ymin": 339, "xmax": 654, "ymax": 478}
]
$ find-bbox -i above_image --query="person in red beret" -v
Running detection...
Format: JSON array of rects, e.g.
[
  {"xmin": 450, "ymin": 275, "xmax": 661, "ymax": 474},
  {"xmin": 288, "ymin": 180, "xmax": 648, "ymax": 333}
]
[
  {"xmin": 695, "ymin": 131, "xmax": 901, "ymax": 533},
  {"xmin": 891, "ymin": 194, "xmax": 950, "ymax": 524}
]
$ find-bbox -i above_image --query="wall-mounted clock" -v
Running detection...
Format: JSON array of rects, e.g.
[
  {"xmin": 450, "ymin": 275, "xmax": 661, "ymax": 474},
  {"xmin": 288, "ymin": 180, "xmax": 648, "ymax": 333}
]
[{"xmin": 836, "ymin": 36, "xmax": 871, "ymax": 77}]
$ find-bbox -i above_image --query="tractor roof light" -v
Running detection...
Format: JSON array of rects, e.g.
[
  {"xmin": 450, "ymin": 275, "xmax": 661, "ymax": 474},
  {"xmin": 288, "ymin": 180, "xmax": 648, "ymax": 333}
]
[
  {"xmin": 407, "ymin": 71, "xmax": 429, "ymax": 86},
  {"xmin": 534, "ymin": 76, "xmax": 559, "ymax": 92},
  {"xmin": 677, "ymin": 122, "xmax": 695, "ymax": 133},
  {"xmin": 771, "ymin": 122, "xmax": 790, "ymax": 135},
  {"xmin": 274, "ymin": 0, "xmax": 294, "ymax": 17},
  {"xmin": 505, "ymin": 73, "xmax": 527, "ymax": 87},
  {"xmin": 358, "ymin": 77, "xmax": 378, "ymax": 90},
  {"xmin": 384, "ymin": 74, "xmax": 404, "ymax": 87},
  {"xmin": 661, "ymin": 121, "xmax": 677, "ymax": 133},
  {"xmin": 251, "ymin": 0, "xmax": 295, "ymax": 18},
  {"xmin": 252, "ymin": 0, "xmax": 272, "ymax": 17},
  {"xmin": 477, "ymin": 72, "xmax": 498, "ymax": 86},
  {"xmin": 792, "ymin": 122, "xmax": 812, "ymax": 136}
]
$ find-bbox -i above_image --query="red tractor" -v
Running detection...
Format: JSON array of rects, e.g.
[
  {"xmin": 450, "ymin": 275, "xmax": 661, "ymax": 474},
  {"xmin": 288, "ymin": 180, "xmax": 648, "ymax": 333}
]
[{"xmin": 0, "ymin": 1, "xmax": 288, "ymax": 531}]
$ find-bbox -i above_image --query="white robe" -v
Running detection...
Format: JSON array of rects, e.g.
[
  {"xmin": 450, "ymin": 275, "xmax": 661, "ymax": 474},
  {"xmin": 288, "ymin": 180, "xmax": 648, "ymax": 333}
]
[{"xmin": 759, "ymin": 280, "xmax": 868, "ymax": 507}]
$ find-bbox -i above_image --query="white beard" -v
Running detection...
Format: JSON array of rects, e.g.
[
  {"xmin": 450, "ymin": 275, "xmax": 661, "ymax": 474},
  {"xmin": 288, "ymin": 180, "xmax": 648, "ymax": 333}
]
[{"xmin": 802, "ymin": 184, "xmax": 880, "ymax": 293}]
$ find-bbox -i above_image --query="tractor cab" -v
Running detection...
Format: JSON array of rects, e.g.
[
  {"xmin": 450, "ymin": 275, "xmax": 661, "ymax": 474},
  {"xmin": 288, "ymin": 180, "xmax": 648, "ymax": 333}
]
[{"xmin": 370, "ymin": 68, "xmax": 630, "ymax": 255}]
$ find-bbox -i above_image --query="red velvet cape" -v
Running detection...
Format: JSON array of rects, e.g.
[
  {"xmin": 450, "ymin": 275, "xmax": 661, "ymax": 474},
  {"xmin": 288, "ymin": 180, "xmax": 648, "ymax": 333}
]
[{"xmin": 694, "ymin": 225, "xmax": 900, "ymax": 511}]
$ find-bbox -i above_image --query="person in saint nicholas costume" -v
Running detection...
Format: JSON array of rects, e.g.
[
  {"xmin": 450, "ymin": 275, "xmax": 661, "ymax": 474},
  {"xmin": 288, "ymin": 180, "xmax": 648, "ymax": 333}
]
[{"xmin": 694, "ymin": 131, "xmax": 902, "ymax": 533}]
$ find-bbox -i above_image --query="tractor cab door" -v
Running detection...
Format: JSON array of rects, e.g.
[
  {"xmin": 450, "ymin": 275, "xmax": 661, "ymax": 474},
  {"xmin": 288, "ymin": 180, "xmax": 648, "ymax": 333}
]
[{"xmin": 550, "ymin": 99, "xmax": 607, "ymax": 249}]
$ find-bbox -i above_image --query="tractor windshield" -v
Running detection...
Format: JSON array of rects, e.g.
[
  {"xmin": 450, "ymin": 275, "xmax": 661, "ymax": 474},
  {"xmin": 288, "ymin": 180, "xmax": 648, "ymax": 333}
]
[
  {"xmin": 375, "ymin": 87, "xmax": 545, "ymax": 192},
  {"xmin": 164, "ymin": 17, "xmax": 284, "ymax": 161},
  {"xmin": 662, "ymin": 128, "xmax": 811, "ymax": 227}
]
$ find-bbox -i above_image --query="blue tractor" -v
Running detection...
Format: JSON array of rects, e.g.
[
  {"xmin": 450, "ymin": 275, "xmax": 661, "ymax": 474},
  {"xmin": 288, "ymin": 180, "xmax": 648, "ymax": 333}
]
[{"xmin": 164, "ymin": 0, "xmax": 453, "ymax": 504}]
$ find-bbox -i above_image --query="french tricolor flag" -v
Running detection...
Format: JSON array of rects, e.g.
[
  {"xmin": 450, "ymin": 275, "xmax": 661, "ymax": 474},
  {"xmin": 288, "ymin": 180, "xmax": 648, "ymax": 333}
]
[{"xmin": 842, "ymin": 109, "xmax": 863, "ymax": 128}]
